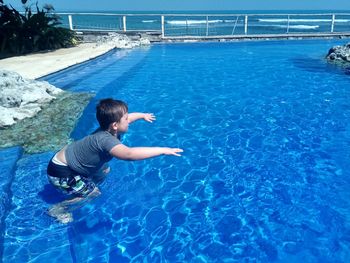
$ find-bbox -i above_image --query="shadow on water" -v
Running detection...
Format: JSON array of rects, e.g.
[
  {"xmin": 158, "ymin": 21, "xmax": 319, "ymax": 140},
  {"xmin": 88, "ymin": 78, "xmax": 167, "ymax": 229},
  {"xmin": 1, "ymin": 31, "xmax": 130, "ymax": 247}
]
[
  {"xmin": 39, "ymin": 49, "xmax": 119, "ymax": 90},
  {"xmin": 67, "ymin": 197, "xmax": 120, "ymax": 262},
  {"xmin": 71, "ymin": 214, "xmax": 113, "ymax": 234},
  {"xmin": 291, "ymin": 56, "xmax": 350, "ymax": 76},
  {"xmin": 70, "ymin": 51, "xmax": 150, "ymax": 140},
  {"xmin": 38, "ymin": 184, "xmax": 67, "ymax": 204}
]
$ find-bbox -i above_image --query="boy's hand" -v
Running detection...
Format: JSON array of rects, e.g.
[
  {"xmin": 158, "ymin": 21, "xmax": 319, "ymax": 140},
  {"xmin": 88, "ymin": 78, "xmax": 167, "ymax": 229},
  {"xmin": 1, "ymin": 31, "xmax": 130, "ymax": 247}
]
[
  {"xmin": 143, "ymin": 113, "xmax": 156, "ymax": 123},
  {"xmin": 163, "ymin": 148, "xmax": 184, "ymax": 156}
]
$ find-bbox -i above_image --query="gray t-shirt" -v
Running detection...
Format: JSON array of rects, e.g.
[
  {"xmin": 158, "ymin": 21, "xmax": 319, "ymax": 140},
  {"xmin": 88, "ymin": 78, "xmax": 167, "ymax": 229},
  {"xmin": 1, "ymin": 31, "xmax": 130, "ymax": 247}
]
[{"xmin": 65, "ymin": 130, "xmax": 121, "ymax": 176}]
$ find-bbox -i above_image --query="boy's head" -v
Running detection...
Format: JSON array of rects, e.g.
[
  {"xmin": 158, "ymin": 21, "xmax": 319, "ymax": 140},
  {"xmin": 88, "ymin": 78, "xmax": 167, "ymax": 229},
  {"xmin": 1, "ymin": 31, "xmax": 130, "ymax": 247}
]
[{"xmin": 96, "ymin": 98, "xmax": 128, "ymax": 131}]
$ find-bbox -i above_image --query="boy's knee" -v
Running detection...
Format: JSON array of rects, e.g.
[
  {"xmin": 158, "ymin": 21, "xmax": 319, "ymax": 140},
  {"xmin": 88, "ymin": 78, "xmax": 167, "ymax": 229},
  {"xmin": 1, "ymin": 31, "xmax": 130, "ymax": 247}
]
[
  {"xmin": 102, "ymin": 167, "xmax": 110, "ymax": 174},
  {"xmin": 89, "ymin": 187, "xmax": 101, "ymax": 198}
]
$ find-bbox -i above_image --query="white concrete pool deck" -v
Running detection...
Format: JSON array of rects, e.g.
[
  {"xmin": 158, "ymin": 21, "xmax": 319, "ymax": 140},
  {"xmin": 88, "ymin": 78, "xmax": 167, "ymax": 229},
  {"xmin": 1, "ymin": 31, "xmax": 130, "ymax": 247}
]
[{"xmin": 0, "ymin": 43, "xmax": 115, "ymax": 79}]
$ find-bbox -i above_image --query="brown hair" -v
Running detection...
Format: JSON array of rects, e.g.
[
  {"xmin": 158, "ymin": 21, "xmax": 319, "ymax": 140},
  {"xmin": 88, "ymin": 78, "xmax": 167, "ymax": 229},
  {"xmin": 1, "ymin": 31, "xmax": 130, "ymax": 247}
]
[{"xmin": 96, "ymin": 98, "xmax": 128, "ymax": 130}]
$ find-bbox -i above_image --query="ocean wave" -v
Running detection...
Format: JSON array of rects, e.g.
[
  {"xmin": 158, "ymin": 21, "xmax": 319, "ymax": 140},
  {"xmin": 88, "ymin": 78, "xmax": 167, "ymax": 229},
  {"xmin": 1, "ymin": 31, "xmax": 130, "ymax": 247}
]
[
  {"xmin": 259, "ymin": 18, "xmax": 350, "ymax": 23},
  {"xmin": 274, "ymin": 24, "xmax": 320, "ymax": 29},
  {"xmin": 223, "ymin": 19, "xmax": 239, "ymax": 23},
  {"xmin": 166, "ymin": 19, "xmax": 222, "ymax": 25},
  {"xmin": 142, "ymin": 20, "xmax": 157, "ymax": 23}
]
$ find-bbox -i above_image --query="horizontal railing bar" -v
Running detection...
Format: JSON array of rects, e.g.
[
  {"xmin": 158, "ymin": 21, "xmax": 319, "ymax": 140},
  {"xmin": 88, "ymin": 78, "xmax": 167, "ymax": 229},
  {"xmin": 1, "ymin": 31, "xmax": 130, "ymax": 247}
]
[
  {"xmin": 75, "ymin": 29, "xmax": 161, "ymax": 32},
  {"xmin": 56, "ymin": 12, "xmax": 350, "ymax": 17},
  {"xmin": 163, "ymin": 32, "xmax": 350, "ymax": 39}
]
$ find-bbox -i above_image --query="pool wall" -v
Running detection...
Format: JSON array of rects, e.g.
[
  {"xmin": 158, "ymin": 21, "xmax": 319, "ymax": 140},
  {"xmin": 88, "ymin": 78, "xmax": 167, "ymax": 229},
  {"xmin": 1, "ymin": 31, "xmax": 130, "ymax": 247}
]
[{"xmin": 0, "ymin": 147, "xmax": 23, "ymax": 260}]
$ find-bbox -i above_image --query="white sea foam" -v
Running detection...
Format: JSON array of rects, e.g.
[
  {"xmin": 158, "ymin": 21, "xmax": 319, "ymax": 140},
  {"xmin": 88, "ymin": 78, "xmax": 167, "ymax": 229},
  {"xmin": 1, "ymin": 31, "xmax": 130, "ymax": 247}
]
[
  {"xmin": 142, "ymin": 20, "xmax": 157, "ymax": 23},
  {"xmin": 223, "ymin": 19, "xmax": 239, "ymax": 23},
  {"xmin": 259, "ymin": 18, "xmax": 350, "ymax": 23},
  {"xmin": 274, "ymin": 24, "xmax": 320, "ymax": 29},
  {"xmin": 166, "ymin": 19, "xmax": 223, "ymax": 25}
]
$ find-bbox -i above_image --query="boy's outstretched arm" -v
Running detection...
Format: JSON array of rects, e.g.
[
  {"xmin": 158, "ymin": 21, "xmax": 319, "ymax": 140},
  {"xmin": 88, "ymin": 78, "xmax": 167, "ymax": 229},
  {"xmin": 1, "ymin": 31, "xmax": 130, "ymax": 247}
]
[
  {"xmin": 128, "ymin": 113, "xmax": 155, "ymax": 124},
  {"xmin": 110, "ymin": 144, "xmax": 183, "ymax": 161}
]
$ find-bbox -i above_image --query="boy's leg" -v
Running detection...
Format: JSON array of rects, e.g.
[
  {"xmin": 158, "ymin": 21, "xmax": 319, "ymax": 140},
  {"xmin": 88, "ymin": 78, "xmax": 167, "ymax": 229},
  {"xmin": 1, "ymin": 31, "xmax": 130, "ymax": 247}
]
[
  {"xmin": 48, "ymin": 198, "xmax": 80, "ymax": 224},
  {"xmin": 47, "ymin": 175, "xmax": 99, "ymax": 223},
  {"xmin": 48, "ymin": 187, "xmax": 100, "ymax": 223}
]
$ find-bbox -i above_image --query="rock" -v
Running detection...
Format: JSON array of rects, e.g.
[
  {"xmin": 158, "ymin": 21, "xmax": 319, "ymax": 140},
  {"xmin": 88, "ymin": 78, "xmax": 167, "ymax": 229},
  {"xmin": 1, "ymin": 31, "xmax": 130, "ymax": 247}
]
[
  {"xmin": 140, "ymin": 37, "xmax": 151, "ymax": 46},
  {"xmin": 95, "ymin": 33, "xmax": 151, "ymax": 49},
  {"xmin": 326, "ymin": 42, "xmax": 350, "ymax": 63},
  {"xmin": 0, "ymin": 70, "xmax": 63, "ymax": 127}
]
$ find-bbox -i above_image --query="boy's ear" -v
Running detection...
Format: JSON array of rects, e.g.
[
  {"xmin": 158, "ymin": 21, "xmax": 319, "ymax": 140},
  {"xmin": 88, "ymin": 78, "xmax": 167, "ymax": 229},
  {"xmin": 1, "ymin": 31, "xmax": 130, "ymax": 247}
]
[{"xmin": 110, "ymin": 122, "xmax": 118, "ymax": 130}]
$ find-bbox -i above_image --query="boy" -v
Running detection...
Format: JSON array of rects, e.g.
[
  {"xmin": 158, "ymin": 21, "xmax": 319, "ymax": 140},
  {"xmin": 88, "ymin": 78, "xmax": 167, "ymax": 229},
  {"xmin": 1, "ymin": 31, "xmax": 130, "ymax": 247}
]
[{"xmin": 47, "ymin": 98, "xmax": 183, "ymax": 223}]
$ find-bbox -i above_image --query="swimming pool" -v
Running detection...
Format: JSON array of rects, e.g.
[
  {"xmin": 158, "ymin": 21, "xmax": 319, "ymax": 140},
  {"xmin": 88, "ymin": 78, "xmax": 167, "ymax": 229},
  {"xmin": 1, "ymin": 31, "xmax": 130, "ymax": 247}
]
[{"xmin": 1, "ymin": 39, "xmax": 350, "ymax": 262}]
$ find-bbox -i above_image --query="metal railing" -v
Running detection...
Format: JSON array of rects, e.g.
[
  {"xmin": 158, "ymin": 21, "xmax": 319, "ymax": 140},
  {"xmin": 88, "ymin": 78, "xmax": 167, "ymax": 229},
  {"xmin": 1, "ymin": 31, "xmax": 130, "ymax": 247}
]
[{"xmin": 57, "ymin": 12, "xmax": 350, "ymax": 39}]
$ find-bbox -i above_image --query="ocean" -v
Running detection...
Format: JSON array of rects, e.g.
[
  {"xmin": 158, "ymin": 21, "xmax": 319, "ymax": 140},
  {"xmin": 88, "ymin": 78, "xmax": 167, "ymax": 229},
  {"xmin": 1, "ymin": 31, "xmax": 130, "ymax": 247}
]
[{"xmin": 56, "ymin": 10, "xmax": 350, "ymax": 36}]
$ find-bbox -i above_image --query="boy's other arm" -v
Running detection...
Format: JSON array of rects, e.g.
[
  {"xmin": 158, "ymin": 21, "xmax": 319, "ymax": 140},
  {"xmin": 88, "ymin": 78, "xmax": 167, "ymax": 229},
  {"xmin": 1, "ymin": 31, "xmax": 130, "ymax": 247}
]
[
  {"xmin": 110, "ymin": 144, "xmax": 183, "ymax": 161},
  {"xmin": 128, "ymin": 113, "xmax": 155, "ymax": 124}
]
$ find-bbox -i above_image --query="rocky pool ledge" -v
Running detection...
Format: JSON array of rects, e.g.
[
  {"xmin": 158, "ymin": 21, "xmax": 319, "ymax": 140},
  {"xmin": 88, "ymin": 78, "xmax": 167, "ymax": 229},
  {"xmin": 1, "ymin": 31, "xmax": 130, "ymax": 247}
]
[
  {"xmin": 0, "ymin": 34, "xmax": 150, "ymax": 153},
  {"xmin": 0, "ymin": 90, "xmax": 93, "ymax": 153},
  {"xmin": 326, "ymin": 42, "xmax": 350, "ymax": 63},
  {"xmin": 0, "ymin": 69, "xmax": 93, "ymax": 153}
]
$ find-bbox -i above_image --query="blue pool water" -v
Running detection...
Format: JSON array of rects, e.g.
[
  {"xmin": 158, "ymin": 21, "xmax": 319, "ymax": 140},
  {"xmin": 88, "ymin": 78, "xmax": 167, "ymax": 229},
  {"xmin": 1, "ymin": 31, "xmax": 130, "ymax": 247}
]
[{"xmin": 1, "ymin": 39, "xmax": 350, "ymax": 262}]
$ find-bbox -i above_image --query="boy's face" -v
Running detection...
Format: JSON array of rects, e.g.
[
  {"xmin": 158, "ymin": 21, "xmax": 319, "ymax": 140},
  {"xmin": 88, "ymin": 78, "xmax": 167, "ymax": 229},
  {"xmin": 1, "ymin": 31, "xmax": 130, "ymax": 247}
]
[{"xmin": 116, "ymin": 112, "xmax": 129, "ymax": 133}]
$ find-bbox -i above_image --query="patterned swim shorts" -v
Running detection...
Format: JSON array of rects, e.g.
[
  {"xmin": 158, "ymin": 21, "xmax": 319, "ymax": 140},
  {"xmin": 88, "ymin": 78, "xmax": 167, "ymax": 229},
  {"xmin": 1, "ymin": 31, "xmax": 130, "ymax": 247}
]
[
  {"xmin": 47, "ymin": 174, "xmax": 96, "ymax": 197},
  {"xmin": 47, "ymin": 159, "xmax": 96, "ymax": 197}
]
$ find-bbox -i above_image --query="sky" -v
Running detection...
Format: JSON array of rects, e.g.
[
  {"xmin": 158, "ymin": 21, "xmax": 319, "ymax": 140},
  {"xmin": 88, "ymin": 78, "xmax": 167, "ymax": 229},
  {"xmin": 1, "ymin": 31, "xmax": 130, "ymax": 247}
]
[{"xmin": 5, "ymin": 0, "xmax": 350, "ymax": 11}]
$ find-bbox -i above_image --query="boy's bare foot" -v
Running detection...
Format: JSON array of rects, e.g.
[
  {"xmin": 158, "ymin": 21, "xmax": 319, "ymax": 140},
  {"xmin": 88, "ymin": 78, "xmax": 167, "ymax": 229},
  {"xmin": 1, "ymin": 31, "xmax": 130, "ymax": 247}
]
[
  {"xmin": 48, "ymin": 205, "xmax": 74, "ymax": 224},
  {"xmin": 56, "ymin": 212, "xmax": 73, "ymax": 224}
]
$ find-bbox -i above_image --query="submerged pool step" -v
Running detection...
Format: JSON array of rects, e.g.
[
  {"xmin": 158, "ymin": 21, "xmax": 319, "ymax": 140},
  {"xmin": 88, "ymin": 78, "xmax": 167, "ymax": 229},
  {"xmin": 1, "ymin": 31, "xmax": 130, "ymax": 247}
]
[
  {"xmin": 67, "ymin": 48, "xmax": 150, "ymax": 139},
  {"xmin": 0, "ymin": 147, "xmax": 23, "ymax": 260},
  {"xmin": 40, "ymin": 48, "xmax": 122, "ymax": 90},
  {"xmin": 2, "ymin": 152, "xmax": 73, "ymax": 263},
  {"xmin": 0, "ymin": 147, "xmax": 23, "ymax": 219},
  {"xmin": 43, "ymin": 48, "xmax": 149, "ymax": 94}
]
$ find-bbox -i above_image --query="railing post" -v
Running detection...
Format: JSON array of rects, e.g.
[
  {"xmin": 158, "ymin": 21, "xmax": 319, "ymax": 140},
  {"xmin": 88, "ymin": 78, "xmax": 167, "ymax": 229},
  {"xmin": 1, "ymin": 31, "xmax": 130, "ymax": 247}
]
[
  {"xmin": 186, "ymin": 19, "xmax": 188, "ymax": 35},
  {"xmin": 161, "ymin": 15, "xmax": 165, "ymax": 38},
  {"xmin": 123, "ymin": 15, "xmax": 127, "ymax": 32},
  {"xmin": 244, "ymin": 15, "xmax": 248, "ymax": 35},
  {"xmin": 206, "ymin": 16, "xmax": 209, "ymax": 36},
  {"xmin": 68, "ymin": 15, "xmax": 73, "ymax": 30},
  {"xmin": 287, "ymin": 14, "xmax": 290, "ymax": 34},
  {"xmin": 331, "ymin": 14, "xmax": 335, "ymax": 32}
]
